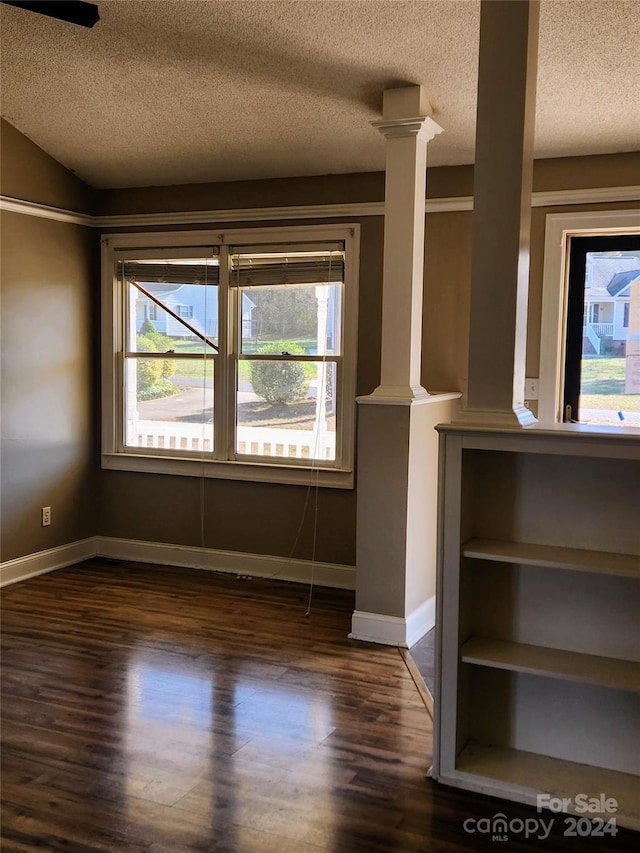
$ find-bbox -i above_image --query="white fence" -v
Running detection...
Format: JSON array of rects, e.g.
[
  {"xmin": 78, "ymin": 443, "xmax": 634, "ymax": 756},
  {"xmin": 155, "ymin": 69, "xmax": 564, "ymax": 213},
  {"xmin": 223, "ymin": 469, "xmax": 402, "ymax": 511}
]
[{"xmin": 128, "ymin": 419, "xmax": 335, "ymax": 460}]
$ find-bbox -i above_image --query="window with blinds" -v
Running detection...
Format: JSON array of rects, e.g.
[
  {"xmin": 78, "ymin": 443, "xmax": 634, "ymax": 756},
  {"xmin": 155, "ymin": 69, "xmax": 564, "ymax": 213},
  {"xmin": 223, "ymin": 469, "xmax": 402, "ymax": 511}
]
[{"xmin": 102, "ymin": 226, "xmax": 359, "ymax": 486}]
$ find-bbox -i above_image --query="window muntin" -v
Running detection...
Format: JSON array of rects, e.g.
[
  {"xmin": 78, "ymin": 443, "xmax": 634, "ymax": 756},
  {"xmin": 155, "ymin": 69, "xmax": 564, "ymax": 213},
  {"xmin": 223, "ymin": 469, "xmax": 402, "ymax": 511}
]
[{"xmin": 103, "ymin": 227, "xmax": 358, "ymax": 484}]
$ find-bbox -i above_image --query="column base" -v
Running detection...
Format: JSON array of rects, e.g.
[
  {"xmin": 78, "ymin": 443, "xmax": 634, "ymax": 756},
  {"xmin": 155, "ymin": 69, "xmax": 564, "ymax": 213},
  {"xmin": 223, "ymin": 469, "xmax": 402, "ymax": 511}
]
[
  {"xmin": 367, "ymin": 383, "xmax": 431, "ymax": 404},
  {"xmin": 454, "ymin": 405, "xmax": 537, "ymax": 427}
]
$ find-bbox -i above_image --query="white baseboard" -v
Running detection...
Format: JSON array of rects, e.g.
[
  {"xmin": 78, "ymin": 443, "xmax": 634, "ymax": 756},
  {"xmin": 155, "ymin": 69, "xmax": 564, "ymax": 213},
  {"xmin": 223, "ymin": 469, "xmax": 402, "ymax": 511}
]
[
  {"xmin": 95, "ymin": 536, "xmax": 356, "ymax": 589},
  {"xmin": 349, "ymin": 596, "xmax": 435, "ymax": 647},
  {"xmin": 0, "ymin": 536, "xmax": 355, "ymax": 590},
  {"xmin": 406, "ymin": 596, "xmax": 436, "ymax": 648},
  {"xmin": 0, "ymin": 538, "xmax": 99, "ymax": 587},
  {"xmin": 349, "ymin": 611, "xmax": 409, "ymax": 646}
]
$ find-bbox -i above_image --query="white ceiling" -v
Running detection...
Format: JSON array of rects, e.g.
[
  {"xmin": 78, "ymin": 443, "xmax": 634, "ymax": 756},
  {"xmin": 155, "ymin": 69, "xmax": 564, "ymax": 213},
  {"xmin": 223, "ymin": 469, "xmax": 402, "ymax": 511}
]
[{"xmin": 1, "ymin": 0, "xmax": 639, "ymax": 190}]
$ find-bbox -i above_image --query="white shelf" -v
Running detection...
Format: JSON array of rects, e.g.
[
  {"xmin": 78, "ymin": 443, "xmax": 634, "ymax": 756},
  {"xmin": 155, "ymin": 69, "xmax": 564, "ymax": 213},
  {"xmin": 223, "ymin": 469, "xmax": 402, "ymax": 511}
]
[
  {"xmin": 462, "ymin": 538, "xmax": 639, "ymax": 579},
  {"xmin": 460, "ymin": 637, "xmax": 640, "ymax": 692},
  {"xmin": 454, "ymin": 742, "xmax": 640, "ymax": 831}
]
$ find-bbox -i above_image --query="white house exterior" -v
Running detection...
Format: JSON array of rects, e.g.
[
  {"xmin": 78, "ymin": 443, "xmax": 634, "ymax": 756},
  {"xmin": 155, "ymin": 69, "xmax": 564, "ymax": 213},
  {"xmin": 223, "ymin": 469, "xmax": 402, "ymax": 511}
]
[
  {"xmin": 136, "ymin": 283, "xmax": 255, "ymax": 340},
  {"xmin": 583, "ymin": 257, "xmax": 639, "ymax": 355}
]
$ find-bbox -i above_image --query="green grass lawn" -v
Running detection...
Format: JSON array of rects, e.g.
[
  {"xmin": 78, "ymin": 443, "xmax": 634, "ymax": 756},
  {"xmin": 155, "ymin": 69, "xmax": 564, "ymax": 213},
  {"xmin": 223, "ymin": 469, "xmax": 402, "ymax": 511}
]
[{"xmin": 580, "ymin": 357, "xmax": 638, "ymax": 412}]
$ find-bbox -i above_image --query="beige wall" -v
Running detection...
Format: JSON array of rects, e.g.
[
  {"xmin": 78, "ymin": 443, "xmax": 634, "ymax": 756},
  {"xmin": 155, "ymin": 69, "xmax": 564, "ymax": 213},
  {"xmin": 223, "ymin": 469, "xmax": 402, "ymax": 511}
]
[
  {"xmin": 93, "ymin": 172, "xmax": 385, "ymax": 216},
  {"xmin": 1, "ymin": 124, "xmax": 96, "ymax": 560},
  {"xmin": 2, "ymin": 118, "xmax": 637, "ymax": 568},
  {"xmin": 97, "ymin": 150, "xmax": 640, "ymax": 403},
  {"xmin": 1, "ymin": 119, "xmax": 92, "ymax": 213},
  {"xmin": 95, "ymin": 173, "xmax": 388, "ymax": 566},
  {"xmin": 426, "ymin": 152, "xmax": 640, "ymax": 199},
  {"xmin": 421, "ymin": 198, "xmax": 640, "ymax": 400},
  {"xmin": 98, "ymin": 214, "xmax": 383, "ymax": 566}
]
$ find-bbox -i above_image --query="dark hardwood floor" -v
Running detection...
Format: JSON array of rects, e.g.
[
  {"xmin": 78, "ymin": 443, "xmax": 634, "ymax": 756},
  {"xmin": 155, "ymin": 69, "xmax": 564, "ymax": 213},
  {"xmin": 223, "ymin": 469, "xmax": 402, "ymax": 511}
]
[{"xmin": 1, "ymin": 559, "xmax": 636, "ymax": 852}]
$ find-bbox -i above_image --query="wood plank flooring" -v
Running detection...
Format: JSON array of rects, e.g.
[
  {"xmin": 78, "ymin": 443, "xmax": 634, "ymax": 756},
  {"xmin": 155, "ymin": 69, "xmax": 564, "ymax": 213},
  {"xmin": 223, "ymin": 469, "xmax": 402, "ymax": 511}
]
[{"xmin": 1, "ymin": 559, "xmax": 637, "ymax": 852}]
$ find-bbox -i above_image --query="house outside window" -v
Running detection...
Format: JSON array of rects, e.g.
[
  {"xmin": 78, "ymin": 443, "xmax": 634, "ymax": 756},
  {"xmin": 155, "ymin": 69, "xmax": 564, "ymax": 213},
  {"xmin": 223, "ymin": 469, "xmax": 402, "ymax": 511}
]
[
  {"xmin": 539, "ymin": 211, "xmax": 640, "ymax": 428},
  {"xmin": 101, "ymin": 225, "xmax": 359, "ymax": 487},
  {"xmin": 563, "ymin": 235, "xmax": 640, "ymax": 426}
]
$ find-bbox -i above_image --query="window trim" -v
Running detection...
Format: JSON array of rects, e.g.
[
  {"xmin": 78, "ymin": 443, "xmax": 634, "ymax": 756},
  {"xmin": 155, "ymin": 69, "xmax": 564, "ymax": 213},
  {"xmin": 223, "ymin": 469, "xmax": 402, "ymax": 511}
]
[
  {"xmin": 101, "ymin": 224, "xmax": 360, "ymax": 488},
  {"xmin": 562, "ymin": 233, "xmax": 640, "ymax": 424},
  {"xmin": 538, "ymin": 209, "xmax": 640, "ymax": 425}
]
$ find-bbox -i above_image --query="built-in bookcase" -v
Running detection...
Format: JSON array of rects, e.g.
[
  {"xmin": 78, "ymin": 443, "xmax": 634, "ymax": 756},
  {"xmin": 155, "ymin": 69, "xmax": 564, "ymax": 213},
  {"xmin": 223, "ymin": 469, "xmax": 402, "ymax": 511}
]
[{"xmin": 433, "ymin": 425, "xmax": 640, "ymax": 830}]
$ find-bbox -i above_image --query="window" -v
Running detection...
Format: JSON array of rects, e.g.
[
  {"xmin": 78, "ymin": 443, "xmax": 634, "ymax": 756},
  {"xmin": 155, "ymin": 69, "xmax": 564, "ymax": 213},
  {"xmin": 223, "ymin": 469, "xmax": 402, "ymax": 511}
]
[
  {"xmin": 538, "ymin": 209, "xmax": 640, "ymax": 427},
  {"xmin": 563, "ymin": 234, "xmax": 640, "ymax": 427},
  {"xmin": 102, "ymin": 225, "xmax": 359, "ymax": 487}
]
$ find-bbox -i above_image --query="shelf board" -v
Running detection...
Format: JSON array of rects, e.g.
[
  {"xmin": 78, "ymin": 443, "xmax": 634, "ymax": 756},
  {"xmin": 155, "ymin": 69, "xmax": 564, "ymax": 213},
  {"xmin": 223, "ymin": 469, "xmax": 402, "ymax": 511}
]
[
  {"xmin": 454, "ymin": 742, "xmax": 640, "ymax": 831},
  {"xmin": 460, "ymin": 637, "xmax": 640, "ymax": 692},
  {"xmin": 462, "ymin": 538, "xmax": 639, "ymax": 578}
]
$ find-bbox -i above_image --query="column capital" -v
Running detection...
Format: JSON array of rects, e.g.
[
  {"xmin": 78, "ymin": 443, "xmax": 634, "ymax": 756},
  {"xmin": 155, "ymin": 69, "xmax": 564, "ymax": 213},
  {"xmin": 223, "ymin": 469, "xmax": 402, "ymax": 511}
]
[{"xmin": 371, "ymin": 115, "xmax": 444, "ymax": 142}]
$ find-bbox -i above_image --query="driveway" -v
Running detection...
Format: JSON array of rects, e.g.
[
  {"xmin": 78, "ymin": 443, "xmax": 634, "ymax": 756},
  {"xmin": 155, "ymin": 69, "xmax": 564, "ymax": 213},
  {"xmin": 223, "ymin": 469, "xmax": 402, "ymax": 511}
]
[{"xmin": 137, "ymin": 376, "xmax": 322, "ymax": 422}]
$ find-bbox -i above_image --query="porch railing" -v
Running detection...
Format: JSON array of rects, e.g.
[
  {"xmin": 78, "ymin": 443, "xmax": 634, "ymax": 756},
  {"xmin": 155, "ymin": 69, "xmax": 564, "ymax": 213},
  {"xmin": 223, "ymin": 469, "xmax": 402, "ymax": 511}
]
[
  {"xmin": 591, "ymin": 323, "xmax": 614, "ymax": 337},
  {"xmin": 583, "ymin": 322, "xmax": 614, "ymax": 354},
  {"xmin": 127, "ymin": 420, "xmax": 335, "ymax": 460}
]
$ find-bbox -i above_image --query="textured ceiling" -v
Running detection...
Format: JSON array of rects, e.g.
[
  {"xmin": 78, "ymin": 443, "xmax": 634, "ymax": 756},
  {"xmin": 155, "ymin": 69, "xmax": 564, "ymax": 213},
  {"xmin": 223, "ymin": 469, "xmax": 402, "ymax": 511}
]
[{"xmin": 1, "ymin": 0, "xmax": 639, "ymax": 190}]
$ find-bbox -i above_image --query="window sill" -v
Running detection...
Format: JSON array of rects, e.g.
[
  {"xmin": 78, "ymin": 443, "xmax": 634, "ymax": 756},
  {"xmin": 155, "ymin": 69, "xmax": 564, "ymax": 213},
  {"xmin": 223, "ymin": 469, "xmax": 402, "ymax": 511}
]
[{"xmin": 101, "ymin": 452, "xmax": 354, "ymax": 488}]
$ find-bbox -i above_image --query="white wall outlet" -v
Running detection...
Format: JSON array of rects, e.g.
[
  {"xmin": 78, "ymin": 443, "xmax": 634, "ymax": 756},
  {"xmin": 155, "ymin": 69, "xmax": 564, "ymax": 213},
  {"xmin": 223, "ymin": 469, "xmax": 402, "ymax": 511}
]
[
  {"xmin": 525, "ymin": 378, "xmax": 539, "ymax": 400},
  {"xmin": 41, "ymin": 506, "xmax": 51, "ymax": 527}
]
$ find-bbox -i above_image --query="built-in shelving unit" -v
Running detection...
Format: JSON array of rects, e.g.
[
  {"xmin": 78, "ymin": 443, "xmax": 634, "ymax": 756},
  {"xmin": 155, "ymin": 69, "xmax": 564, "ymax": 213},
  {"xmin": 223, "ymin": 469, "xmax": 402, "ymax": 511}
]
[{"xmin": 433, "ymin": 425, "xmax": 640, "ymax": 831}]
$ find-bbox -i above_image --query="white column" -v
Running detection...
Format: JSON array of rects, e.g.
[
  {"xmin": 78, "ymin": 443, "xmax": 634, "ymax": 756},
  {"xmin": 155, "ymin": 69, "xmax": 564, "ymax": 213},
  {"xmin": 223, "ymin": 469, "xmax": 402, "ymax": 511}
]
[
  {"xmin": 370, "ymin": 86, "xmax": 443, "ymax": 401},
  {"xmin": 458, "ymin": 0, "xmax": 540, "ymax": 426},
  {"xmin": 352, "ymin": 86, "xmax": 460, "ymax": 647}
]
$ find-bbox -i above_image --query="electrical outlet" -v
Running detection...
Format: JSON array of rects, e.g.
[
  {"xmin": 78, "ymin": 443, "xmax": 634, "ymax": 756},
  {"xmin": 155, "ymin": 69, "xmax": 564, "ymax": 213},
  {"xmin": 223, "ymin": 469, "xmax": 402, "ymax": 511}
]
[
  {"xmin": 525, "ymin": 377, "xmax": 539, "ymax": 400},
  {"xmin": 41, "ymin": 506, "xmax": 51, "ymax": 527}
]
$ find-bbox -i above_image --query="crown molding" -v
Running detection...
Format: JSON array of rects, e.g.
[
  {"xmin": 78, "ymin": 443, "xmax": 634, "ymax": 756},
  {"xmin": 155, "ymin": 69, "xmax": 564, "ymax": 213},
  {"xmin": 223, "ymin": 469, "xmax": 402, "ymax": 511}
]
[
  {"xmin": 427, "ymin": 196, "xmax": 474, "ymax": 212},
  {"xmin": 2, "ymin": 185, "xmax": 638, "ymax": 228},
  {"xmin": 531, "ymin": 185, "xmax": 640, "ymax": 208},
  {"xmin": 0, "ymin": 196, "xmax": 94, "ymax": 226},
  {"xmin": 97, "ymin": 201, "xmax": 384, "ymax": 227}
]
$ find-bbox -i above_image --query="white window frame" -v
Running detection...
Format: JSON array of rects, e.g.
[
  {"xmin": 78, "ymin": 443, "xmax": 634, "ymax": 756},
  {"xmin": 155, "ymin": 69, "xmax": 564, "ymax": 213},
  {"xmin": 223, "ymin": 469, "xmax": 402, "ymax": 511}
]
[
  {"xmin": 101, "ymin": 224, "xmax": 359, "ymax": 488},
  {"xmin": 538, "ymin": 209, "xmax": 640, "ymax": 425}
]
